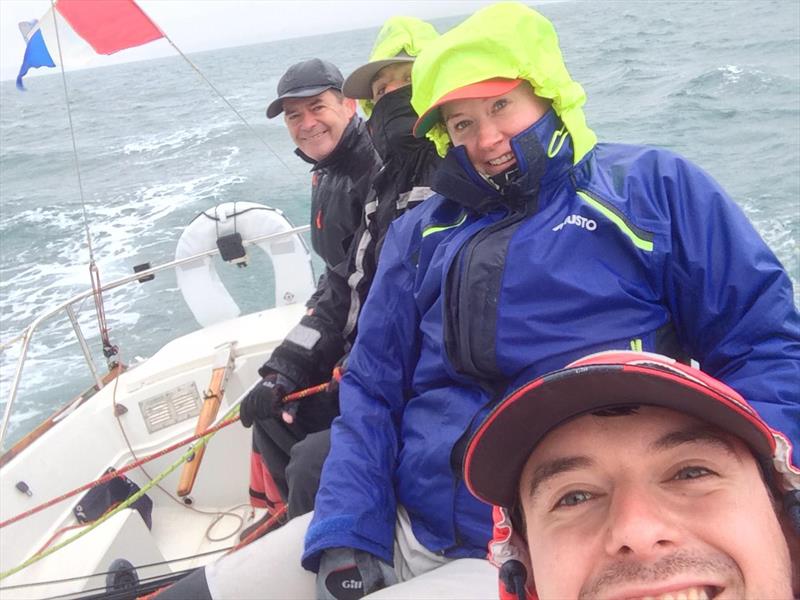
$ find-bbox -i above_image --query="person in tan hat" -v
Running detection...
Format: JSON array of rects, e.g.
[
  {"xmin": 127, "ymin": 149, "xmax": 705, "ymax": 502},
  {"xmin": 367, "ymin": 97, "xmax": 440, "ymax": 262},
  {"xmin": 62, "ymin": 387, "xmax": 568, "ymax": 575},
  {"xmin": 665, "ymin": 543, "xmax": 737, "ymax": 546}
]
[
  {"xmin": 155, "ymin": 18, "xmax": 494, "ymax": 600},
  {"xmin": 465, "ymin": 351, "xmax": 799, "ymax": 599}
]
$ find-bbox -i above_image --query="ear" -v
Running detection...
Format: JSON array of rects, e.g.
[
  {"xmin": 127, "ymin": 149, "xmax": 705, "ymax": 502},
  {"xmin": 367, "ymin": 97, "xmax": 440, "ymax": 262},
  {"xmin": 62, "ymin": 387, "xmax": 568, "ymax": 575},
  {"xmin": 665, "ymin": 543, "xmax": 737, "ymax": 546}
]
[{"xmin": 343, "ymin": 97, "xmax": 357, "ymax": 118}]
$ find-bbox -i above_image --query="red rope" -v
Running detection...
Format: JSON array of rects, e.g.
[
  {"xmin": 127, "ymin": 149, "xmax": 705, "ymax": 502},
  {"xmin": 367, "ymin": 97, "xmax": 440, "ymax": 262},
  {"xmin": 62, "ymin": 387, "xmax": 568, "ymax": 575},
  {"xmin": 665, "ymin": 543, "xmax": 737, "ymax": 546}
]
[
  {"xmin": 1, "ymin": 379, "xmax": 332, "ymax": 531},
  {"xmin": 282, "ymin": 382, "xmax": 329, "ymax": 403},
  {"xmin": 136, "ymin": 506, "xmax": 290, "ymax": 599},
  {"xmin": 227, "ymin": 505, "xmax": 288, "ymax": 553},
  {"xmin": 0, "ymin": 416, "xmax": 240, "ymax": 529}
]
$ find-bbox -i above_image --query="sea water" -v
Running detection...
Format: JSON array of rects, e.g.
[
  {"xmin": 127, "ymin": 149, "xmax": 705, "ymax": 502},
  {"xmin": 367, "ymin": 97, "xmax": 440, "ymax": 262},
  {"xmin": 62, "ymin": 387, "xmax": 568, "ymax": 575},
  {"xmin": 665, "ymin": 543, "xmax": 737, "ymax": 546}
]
[{"xmin": 0, "ymin": 0, "xmax": 798, "ymax": 449}]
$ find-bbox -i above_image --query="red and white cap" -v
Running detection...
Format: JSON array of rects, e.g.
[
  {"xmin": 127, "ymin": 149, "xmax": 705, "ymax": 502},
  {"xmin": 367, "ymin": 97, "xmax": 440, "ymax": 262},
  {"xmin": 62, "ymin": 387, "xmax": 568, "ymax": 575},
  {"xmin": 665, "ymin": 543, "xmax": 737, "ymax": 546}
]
[{"xmin": 465, "ymin": 350, "xmax": 798, "ymax": 509}]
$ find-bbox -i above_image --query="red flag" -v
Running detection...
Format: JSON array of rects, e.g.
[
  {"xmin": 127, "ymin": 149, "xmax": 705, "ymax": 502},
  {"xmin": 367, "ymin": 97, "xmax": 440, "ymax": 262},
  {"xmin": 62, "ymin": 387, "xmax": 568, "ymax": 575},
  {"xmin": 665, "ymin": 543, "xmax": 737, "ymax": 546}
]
[{"xmin": 56, "ymin": 0, "xmax": 164, "ymax": 55}]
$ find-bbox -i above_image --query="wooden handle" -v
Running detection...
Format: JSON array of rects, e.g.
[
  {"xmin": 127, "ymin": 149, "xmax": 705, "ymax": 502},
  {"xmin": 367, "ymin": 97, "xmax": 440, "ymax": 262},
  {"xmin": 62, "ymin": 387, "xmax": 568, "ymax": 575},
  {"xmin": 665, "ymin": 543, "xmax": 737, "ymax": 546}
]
[{"xmin": 177, "ymin": 367, "xmax": 226, "ymax": 496}]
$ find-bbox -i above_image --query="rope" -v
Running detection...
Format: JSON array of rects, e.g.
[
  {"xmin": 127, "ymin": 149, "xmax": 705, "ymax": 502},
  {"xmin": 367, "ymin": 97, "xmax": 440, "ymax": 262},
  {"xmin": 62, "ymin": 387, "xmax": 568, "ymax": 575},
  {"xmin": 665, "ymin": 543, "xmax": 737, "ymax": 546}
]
[
  {"xmin": 227, "ymin": 505, "xmax": 287, "ymax": 554},
  {"xmin": 139, "ymin": 506, "xmax": 289, "ymax": 599},
  {"xmin": 0, "ymin": 412, "xmax": 240, "ymax": 530},
  {"xmin": 1, "ymin": 377, "xmax": 331, "ymax": 531},
  {"xmin": 0, "ymin": 548, "xmax": 229, "ymax": 592},
  {"xmin": 282, "ymin": 381, "xmax": 330, "ymax": 403},
  {"xmin": 1, "ymin": 377, "xmax": 336, "ymax": 534},
  {"xmin": 0, "ymin": 402, "xmax": 240, "ymax": 581},
  {"xmin": 110, "ymin": 372, "xmax": 244, "ymax": 544},
  {"xmin": 0, "ymin": 376, "xmax": 331, "ymax": 580}
]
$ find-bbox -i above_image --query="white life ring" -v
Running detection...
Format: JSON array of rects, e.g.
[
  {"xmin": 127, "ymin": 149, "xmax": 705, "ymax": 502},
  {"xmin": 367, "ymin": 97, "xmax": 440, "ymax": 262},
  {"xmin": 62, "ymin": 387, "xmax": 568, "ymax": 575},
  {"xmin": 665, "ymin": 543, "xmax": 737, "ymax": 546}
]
[{"xmin": 175, "ymin": 202, "xmax": 316, "ymax": 327}]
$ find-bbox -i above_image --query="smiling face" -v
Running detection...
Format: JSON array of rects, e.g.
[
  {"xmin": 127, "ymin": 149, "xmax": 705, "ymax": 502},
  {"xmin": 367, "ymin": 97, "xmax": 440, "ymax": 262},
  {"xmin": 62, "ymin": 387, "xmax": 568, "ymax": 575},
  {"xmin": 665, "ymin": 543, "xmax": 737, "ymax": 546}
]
[
  {"xmin": 370, "ymin": 62, "xmax": 413, "ymax": 104},
  {"xmin": 283, "ymin": 90, "xmax": 356, "ymax": 161},
  {"xmin": 441, "ymin": 82, "xmax": 550, "ymax": 177},
  {"xmin": 518, "ymin": 406, "xmax": 795, "ymax": 600}
]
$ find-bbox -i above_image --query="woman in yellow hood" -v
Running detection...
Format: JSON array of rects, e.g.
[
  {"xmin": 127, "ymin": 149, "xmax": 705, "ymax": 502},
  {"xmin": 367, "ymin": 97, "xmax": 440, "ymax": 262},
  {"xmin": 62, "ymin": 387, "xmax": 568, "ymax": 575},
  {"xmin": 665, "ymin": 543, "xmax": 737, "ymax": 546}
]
[{"xmin": 306, "ymin": 2, "xmax": 798, "ymax": 600}]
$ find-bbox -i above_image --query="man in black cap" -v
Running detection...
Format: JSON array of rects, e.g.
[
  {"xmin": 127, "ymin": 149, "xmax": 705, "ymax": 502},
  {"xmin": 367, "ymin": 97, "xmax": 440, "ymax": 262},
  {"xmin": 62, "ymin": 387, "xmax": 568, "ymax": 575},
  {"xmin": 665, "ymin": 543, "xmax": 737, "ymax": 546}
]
[
  {"xmin": 465, "ymin": 350, "xmax": 800, "ymax": 600},
  {"xmin": 240, "ymin": 58, "xmax": 381, "ymax": 531}
]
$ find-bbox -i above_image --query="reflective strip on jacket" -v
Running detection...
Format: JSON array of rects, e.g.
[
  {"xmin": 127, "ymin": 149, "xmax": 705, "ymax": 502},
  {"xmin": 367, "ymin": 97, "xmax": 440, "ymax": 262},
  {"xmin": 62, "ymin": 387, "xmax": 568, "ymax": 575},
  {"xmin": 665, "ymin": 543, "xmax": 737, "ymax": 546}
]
[{"xmin": 302, "ymin": 109, "xmax": 800, "ymax": 570}]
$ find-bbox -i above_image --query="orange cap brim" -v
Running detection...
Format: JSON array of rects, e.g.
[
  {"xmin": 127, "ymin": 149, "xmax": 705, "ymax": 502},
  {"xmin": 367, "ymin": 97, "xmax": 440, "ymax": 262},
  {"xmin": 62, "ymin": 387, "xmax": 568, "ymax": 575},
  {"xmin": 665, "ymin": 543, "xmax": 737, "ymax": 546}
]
[{"xmin": 413, "ymin": 78, "xmax": 524, "ymax": 137}]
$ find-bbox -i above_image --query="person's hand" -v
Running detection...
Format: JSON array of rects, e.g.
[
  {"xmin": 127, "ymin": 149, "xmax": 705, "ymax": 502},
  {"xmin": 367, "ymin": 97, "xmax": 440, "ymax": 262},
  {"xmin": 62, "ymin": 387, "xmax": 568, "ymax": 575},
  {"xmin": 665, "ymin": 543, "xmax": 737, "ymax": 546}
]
[
  {"xmin": 316, "ymin": 547, "xmax": 396, "ymax": 599},
  {"xmin": 239, "ymin": 374, "xmax": 292, "ymax": 428}
]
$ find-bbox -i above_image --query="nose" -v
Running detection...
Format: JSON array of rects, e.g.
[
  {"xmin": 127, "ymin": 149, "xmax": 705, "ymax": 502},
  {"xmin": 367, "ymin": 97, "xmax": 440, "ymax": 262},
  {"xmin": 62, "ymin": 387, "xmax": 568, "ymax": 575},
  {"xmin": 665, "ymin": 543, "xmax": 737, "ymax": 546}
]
[
  {"xmin": 384, "ymin": 81, "xmax": 408, "ymax": 96},
  {"xmin": 476, "ymin": 120, "xmax": 504, "ymax": 151},
  {"xmin": 603, "ymin": 484, "xmax": 679, "ymax": 559},
  {"xmin": 299, "ymin": 109, "xmax": 317, "ymax": 130}
]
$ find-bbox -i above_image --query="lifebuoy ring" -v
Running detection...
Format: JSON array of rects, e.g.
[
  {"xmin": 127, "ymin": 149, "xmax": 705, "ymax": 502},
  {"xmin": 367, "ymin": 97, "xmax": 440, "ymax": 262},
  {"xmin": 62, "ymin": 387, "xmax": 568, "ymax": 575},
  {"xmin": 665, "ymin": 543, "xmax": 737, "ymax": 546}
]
[{"xmin": 175, "ymin": 202, "xmax": 315, "ymax": 327}]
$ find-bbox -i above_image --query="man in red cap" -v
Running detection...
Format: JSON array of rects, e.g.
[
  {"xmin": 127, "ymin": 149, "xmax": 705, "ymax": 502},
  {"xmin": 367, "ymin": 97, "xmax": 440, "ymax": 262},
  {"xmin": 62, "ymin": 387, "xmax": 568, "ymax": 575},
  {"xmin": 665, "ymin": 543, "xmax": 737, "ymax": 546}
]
[
  {"xmin": 465, "ymin": 351, "xmax": 799, "ymax": 600},
  {"xmin": 304, "ymin": 1, "xmax": 798, "ymax": 587}
]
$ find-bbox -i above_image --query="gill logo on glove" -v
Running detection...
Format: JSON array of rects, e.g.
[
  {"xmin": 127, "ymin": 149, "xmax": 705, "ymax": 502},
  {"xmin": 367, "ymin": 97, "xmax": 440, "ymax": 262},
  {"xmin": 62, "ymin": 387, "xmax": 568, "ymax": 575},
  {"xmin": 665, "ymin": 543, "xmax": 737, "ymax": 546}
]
[
  {"xmin": 552, "ymin": 213, "xmax": 597, "ymax": 232},
  {"xmin": 325, "ymin": 564, "xmax": 364, "ymax": 600}
]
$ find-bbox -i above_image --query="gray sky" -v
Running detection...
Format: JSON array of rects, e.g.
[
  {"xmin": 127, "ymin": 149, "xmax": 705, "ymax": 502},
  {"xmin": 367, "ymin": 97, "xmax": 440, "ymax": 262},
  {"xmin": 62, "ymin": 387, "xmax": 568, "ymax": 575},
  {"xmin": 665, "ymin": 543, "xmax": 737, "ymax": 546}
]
[{"xmin": 0, "ymin": 0, "xmax": 503, "ymax": 82}]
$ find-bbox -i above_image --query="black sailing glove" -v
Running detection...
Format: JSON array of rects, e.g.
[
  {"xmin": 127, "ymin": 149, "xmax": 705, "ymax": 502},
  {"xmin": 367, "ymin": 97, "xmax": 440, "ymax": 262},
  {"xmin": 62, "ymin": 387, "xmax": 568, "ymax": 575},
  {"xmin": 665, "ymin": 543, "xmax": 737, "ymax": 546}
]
[
  {"xmin": 316, "ymin": 547, "xmax": 397, "ymax": 600},
  {"xmin": 239, "ymin": 373, "xmax": 296, "ymax": 428}
]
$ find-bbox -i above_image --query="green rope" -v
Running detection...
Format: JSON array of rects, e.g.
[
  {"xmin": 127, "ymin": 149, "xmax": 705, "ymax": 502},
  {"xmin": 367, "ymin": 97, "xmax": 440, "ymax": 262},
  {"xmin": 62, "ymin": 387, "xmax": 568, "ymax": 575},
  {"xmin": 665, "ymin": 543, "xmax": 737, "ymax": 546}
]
[{"xmin": 0, "ymin": 404, "xmax": 240, "ymax": 582}]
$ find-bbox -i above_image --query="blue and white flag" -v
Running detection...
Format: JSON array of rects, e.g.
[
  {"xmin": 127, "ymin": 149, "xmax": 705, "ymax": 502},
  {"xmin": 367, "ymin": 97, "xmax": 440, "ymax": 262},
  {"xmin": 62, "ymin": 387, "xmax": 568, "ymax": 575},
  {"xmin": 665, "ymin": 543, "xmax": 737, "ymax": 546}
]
[{"xmin": 16, "ymin": 0, "xmax": 164, "ymax": 91}]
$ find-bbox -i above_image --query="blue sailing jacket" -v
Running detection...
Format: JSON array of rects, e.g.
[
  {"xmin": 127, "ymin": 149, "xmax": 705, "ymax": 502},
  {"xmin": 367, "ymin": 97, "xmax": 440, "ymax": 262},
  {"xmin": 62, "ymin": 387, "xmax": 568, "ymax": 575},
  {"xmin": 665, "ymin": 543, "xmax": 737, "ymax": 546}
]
[{"xmin": 302, "ymin": 109, "xmax": 800, "ymax": 570}]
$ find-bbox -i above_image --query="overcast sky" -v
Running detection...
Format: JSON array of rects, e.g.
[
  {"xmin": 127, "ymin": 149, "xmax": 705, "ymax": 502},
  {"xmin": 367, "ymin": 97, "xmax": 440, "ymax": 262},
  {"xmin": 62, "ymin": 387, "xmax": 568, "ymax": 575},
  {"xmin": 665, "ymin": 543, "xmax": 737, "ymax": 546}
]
[{"xmin": 0, "ymin": 0, "xmax": 507, "ymax": 82}]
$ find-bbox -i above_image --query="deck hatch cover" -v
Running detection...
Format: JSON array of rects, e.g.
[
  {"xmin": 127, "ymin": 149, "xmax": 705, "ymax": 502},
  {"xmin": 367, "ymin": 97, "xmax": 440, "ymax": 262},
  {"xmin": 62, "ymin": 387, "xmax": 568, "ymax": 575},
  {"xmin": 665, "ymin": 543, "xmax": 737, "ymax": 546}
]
[{"xmin": 139, "ymin": 382, "xmax": 202, "ymax": 433}]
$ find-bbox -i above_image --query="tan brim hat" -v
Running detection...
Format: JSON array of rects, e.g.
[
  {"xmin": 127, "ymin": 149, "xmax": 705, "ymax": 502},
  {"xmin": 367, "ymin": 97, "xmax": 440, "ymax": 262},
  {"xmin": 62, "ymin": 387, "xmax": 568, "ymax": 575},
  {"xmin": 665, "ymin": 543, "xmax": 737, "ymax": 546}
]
[{"xmin": 343, "ymin": 56, "xmax": 415, "ymax": 100}]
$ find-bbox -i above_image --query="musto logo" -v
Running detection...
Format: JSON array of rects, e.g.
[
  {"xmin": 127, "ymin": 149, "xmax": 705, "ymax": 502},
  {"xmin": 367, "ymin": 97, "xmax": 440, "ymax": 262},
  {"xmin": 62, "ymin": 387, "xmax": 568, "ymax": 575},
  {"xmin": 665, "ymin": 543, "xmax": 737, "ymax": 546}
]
[{"xmin": 552, "ymin": 214, "xmax": 597, "ymax": 232}]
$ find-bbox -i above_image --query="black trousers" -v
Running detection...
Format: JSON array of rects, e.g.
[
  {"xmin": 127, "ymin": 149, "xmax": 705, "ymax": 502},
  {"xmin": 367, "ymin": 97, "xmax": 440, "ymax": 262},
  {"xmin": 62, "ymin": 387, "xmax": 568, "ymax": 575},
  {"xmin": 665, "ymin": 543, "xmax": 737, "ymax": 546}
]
[{"xmin": 252, "ymin": 389, "xmax": 337, "ymax": 518}]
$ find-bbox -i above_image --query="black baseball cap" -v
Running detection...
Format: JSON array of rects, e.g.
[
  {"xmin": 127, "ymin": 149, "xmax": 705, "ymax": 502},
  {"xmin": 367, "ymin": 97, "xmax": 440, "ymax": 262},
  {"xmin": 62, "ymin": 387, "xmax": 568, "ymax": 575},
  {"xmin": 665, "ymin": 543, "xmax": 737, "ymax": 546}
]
[
  {"xmin": 266, "ymin": 58, "xmax": 344, "ymax": 119},
  {"xmin": 464, "ymin": 350, "xmax": 796, "ymax": 509}
]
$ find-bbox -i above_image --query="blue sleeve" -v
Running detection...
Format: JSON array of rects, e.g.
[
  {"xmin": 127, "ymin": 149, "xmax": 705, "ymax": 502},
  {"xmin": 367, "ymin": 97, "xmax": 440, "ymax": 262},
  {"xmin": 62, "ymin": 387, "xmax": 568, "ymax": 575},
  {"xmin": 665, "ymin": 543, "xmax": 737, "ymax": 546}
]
[
  {"xmin": 302, "ymin": 222, "xmax": 421, "ymax": 571},
  {"xmin": 661, "ymin": 156, "xmax": 800, "ymax": 464}
]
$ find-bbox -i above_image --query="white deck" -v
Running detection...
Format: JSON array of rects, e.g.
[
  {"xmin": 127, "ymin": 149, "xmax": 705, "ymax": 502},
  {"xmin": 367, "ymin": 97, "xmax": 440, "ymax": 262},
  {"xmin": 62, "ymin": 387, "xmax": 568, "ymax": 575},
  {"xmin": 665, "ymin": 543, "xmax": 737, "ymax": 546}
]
[{"xmin": 0, "ymin": 303, "xmax": 306, "ymax": 598}]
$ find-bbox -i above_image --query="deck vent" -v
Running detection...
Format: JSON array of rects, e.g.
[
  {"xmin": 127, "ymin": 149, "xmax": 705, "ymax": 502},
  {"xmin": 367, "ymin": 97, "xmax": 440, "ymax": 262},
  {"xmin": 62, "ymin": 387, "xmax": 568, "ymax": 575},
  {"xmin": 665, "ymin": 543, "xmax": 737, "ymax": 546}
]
[{"xmin": 139, "ymin": 382, "xmax": 202, "ymax": 434}]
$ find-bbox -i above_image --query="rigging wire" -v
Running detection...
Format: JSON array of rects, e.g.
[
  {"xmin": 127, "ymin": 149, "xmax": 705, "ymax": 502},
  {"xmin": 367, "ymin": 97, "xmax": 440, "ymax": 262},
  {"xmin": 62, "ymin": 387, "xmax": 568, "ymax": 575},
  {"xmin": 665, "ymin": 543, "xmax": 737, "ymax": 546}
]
[
  {"xmin": 49, "ymin": 0, "xmax": 118, "ymax": 366},
  {"xmin": 39, "ymin": 0, "xmax": 309, "ymax": 376},
  {"xmin": 0, "ymin": 549, "xmax": 227, "ymax": 592},
  {"xmin": 150, "ymin": 16, "xmax": 302, "ymax": 178}
]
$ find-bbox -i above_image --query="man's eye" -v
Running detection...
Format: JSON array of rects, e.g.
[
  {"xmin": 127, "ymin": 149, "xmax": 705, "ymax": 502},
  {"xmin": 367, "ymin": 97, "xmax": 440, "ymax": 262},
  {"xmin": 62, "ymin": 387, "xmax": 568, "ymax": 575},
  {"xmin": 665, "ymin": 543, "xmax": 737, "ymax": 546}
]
[
  {"xmin": 453, "ymin": 119, "xmax": 472, "ymax": 132},
  {"xmin": 673, "ymin": 466, "xmax": 715, "ymax": 480},
  {"xmin": 554, "ymin": 490, "xmax": 593, "ymax": 508},
  {"xmin": 375, "ymin": 86, "xmax": 386, "ymax": 98}
]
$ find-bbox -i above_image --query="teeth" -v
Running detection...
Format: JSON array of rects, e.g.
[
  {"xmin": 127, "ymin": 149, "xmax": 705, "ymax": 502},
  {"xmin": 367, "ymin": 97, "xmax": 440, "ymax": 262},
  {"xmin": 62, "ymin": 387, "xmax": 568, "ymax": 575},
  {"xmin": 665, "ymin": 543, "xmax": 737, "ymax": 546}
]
[
  {"xmin": 640, "ymin": 587, "xmax": 712, "ymax": 600},
  {"xmin": 488, "ymin": 153, "xmax": 513, "ymax": 166}
]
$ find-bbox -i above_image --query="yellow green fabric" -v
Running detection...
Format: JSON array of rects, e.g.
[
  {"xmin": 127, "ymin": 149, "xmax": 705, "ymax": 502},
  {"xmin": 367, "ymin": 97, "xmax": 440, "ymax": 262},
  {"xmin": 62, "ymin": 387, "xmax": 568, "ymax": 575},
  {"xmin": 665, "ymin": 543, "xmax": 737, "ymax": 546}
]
[
  {"xmin": 360, "ymin": 17, "xmax": 438, "ymax": 116},
  {"xmin": 577, "ymin": 191, "xmax": 654, "ymax": 251},
  {"xmin": 411, "ymin": 2, "xmax": 597, "ymax": 162},
  {"xmin": 421, "ymin": 211, "xmax": 468, "ymax": 237}
]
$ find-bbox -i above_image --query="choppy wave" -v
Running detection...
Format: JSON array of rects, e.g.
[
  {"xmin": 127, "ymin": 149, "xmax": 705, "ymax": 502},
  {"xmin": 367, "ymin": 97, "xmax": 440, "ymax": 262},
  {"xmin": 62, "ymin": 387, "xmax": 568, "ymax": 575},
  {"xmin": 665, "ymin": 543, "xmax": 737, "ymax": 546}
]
[{"xmin": 0, "ymin": 0, "xmax": 797, "ymax": 448}]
